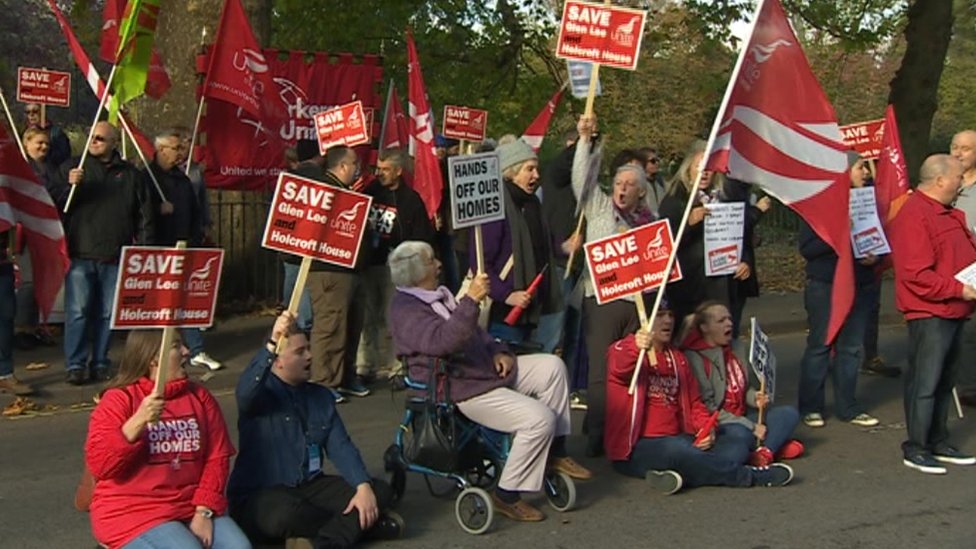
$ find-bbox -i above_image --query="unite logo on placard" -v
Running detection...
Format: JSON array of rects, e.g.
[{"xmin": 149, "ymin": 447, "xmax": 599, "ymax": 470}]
[
  {"xmin": 331, "ymin": 202, "xmax": 365, "ymax": 237},
  {"xmin": 347, "ymin": 107, "xmax": 362, "ymax": 129},
  {"xmin": 186, "ymin": 257, "xmax": 217, "ymax": 296},
  {"xmin": 643, "ymin": 226, "xmax": 669, "ymax": 261},
  {"xmin": 611, "ymin": 16, "xmax": 639, "ymax": 48}
]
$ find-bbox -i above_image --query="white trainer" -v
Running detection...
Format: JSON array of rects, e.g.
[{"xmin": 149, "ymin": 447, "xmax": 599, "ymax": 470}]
[{"xmin": 190, "ymin": 352, "xmax": 223, "ymax": 371}]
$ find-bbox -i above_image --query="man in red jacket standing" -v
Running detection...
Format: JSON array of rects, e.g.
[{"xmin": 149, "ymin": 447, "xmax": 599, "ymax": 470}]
[{"xmin": 889, "ymin": 154, "xmax": 976, "ymax": 474}]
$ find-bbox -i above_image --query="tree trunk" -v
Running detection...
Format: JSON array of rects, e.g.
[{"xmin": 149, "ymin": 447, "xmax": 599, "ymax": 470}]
[{"xmin": 888, "ymin": 0, "xmax": 954, "ymax": 183}]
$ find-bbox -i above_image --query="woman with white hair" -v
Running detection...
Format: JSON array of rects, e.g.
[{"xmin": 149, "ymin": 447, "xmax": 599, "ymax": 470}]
[
  {"xmin": 387, "ymin": 241, "xmax": 591, "ymax": 523},
  {"xmin": 570, "ymin": 114, "xmax": 658, "ymax": 457}
]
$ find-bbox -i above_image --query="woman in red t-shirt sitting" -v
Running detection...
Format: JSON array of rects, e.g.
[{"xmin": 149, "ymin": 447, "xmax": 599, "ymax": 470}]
[
  {"xmin": 84, "ymin": 331, "xmax": 250, "ymax": 549},
  {"xmin": 681, "ymin": 301, "xmax": 804, "ymax": 467},
  {"xmin": 605, "ymin": 296, "xmax": 794, "ymax": 493}
]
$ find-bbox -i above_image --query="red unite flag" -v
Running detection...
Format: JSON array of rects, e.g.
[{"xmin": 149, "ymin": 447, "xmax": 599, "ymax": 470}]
[
  {"xmin": 874, "ymin": 105, "xmax": 910, "ymax": 224},
  {"xmin": 380, "ymin": 82, "xmax": 410, "ymax": 151},
  {"xmin": 46, "ymin": 0, "xmax": 155, "ymax": 158},
  {"xmin": 522, "ymin": 85, "xmax": 566, "ymax": 152},
  {"xmin": 706, "ymin": 0, "xmax": 853, "ymax": 344},
  {"xmin": 0, "ymin": 125, "xmax": 69, "ymax": 320},
  {"xmin": 99, "ymin": 0, "xmax": 171, "ymax": 99},
  {"xmin": 406, "ymin": 30, "xmax": 444, "ymax": 220}
]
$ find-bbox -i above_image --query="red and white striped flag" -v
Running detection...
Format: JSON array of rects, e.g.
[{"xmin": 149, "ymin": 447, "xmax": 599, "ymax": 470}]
[
  {"xmin": 406, "ymin": 30, "xmax": 444, "ymax": 219},
  {"xmin": 0, "ymin": 124, "xmax": 69, "ymax": 320},
  {"xmin": 706, "ymin": 0, "xmax": 853, "ymax": 343},
  {"xmin": 521, "ymin": 84, "xmax": 566, "ymax": 152},
  {"xmin": 46, "ymin": 0, "xmax": 155, "ymax": 158}
]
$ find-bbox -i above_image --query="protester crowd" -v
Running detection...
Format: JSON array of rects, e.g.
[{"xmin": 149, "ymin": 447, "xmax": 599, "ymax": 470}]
[{"xmin": 2, "ymin": 99, "xmax": 976, "ymax": 549}]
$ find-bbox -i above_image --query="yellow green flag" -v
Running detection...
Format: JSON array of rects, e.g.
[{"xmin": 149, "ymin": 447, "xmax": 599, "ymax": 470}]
[{"xmin": 107, "ymin": 0, "xmax": 161, "ymax": 124}]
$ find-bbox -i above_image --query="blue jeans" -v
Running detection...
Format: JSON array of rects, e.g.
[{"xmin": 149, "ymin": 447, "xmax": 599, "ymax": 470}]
[
  {"xmin": 798, "ymin": 278, "xmax": 871, "ymax": 420},
  {"xmin": 0, "ymin": 264, "xmax": 15, "ymax": 377},
  {"xmin": 718, "ymin": 406, "xmax": 800, "ymax": 456},
  {"xmin": 613, "ymin": 434, "xmax": 752, "ymax": 487},
  {"xmin": 121, "ymin": 517, "xmax": 250, "ymax": 549},
  {"xmin": 903, "ymin": 317, "xmax": 965, "ymax": 455},
  {"xmin": 282, "ymin": 261, "xmax": 312, "ymax": 331},
  {"xmin": 180, "ymin": 328, "xmax": 205, "ymax": 357},
  {"xmin": 64, "ymin": 259, "xmax": 117, "ymax": 372}
]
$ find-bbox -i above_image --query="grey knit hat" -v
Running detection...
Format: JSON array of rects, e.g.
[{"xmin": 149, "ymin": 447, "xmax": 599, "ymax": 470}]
[
  {"xmin": 496, "ymin": 139, "xmax": 537, "ymax": 173},
  {"xmin": 846, "ymin": 150, "xmax": 863, "ymax": 168}
]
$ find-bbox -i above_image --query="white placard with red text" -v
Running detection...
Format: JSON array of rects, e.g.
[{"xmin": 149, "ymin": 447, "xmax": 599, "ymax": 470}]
[
  {"xmin": 111, "ymin": 247, "xmax": 224, "ymax": 329},
  {"xmin": 262, "ymin": 172, "xmax": 372, "ymax": 268},
  {"xmin": 584, "ymin": 219, "xmax": 682, "ymax": 305},
  {"xmin": 313, "ymin": 100, "xmax": 370, "ymax": 154},
  {"xmin": 849, "ymin": 187, "xmax": 891, "ymax": 259},
  {"xmin": 17, "ymin": 67, "xmax": 71, "ymax": 107},
  {"xmin": 443, "ymin": 105, "xmax": 489, "ymax": 142},
  {"xmin": 704, "ymin": 202, "xmax": 745, "ymax": 277},
  {"xmin": 555, "ymin": 1, "xmax": 647, "ymax": 71}
]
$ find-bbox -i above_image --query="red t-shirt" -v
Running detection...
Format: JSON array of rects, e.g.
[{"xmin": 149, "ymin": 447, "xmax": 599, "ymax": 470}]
[
  {"xmin": 642, "ymin": 350, "xmax": 682, "ymax": 437},
  {"xmin": 722, "ymin": 356, "xmax": 747, "ymax": 416}
]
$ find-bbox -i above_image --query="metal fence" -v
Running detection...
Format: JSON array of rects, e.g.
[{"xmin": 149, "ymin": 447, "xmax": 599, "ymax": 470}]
[{"xmin": 208, "ymin": 190, "xmax": 282, "ymax": 310}]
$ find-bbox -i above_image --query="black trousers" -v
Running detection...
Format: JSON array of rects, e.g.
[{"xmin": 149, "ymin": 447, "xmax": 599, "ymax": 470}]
[
  {"xmin": 231, "ymin": 476, "xmax": 393, "ymax": 548},
  {"xmin": 903, "ymin": 317, "xmax": 964, "ymax": 455}
]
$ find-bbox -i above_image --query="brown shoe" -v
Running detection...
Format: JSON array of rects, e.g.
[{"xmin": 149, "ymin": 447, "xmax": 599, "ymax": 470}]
[
  {"xmin": 0, "ymin": 376, "xmax": 33, "ymax": 396},
  {"xmin": 550, "ymin": 456, "xmax": 593, "ymax": 480},
  {"xmin": 490, "ymin": 493, "xmax": 545, "ymax": 522}
]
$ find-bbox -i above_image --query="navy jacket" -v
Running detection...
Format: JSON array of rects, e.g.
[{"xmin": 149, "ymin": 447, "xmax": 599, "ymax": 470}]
[{"xmin": 227, "ymin": 349, "xmax": 371, "ymax": 502}]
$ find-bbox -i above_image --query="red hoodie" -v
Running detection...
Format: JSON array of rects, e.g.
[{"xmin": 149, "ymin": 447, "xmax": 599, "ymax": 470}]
[
  {"xmin": 85, "ymin": 376, "xmax": 236, "ymax": 549},
  {"xmin": 605, "ymin": 334, "xmax": 712, "ymax": 462},
  {"xmin": 681, "ymin": 327, "xmax": 748, "ymax": 416}
]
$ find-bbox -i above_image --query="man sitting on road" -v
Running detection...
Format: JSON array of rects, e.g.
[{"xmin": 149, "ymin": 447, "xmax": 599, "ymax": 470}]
[{"xmin": 228, "ymin": 312, "xmax": 402, "ymax": 548}]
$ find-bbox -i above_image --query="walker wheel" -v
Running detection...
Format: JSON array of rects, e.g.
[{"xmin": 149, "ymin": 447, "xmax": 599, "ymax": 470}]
[
  {"xmin": 545, "ymin": 471, "xmax": 577, "ymax": 512},
  {"xmin": 455, "ymin": 487, "xmax": 494, "ymax": 535}
]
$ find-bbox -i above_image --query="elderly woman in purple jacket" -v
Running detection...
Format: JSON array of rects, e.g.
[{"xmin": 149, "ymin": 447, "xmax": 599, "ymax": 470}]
[{"xmin": 387, "ymin": 240, "xmax": 591, "ymax": 523}]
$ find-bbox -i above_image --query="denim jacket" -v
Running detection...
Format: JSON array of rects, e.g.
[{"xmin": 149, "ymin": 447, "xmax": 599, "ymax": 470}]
[{"xmin": 227, "ymin": 349, "xmax": 370, "ymax": 502}]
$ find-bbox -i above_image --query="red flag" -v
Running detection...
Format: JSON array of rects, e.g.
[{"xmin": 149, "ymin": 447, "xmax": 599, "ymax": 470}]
[
  {"xmin": 706, "ymin": 0, "xmax": 853, "ymax": 344},
  {"xmin": 0, "ymin": 125, "xmax": 69, "ymax": 320},
  {"xmin": 406, "ymin": 30, "xmax": 444, "ymax": 219},
  {"xmin": 47, "ymin": 0, "xmax": 155, "ymax": 158},
  {"xmin": 380, "ymin": 81, "xmax": 410, "ymax": 151},
  {"xmin": 100, "ymin": 0, "xmax": 171, "ymax": 98},
  {"xmin": 204, "ymin": 0, "xmax": 281, "ymax": 123},
  {"xmin": 874, "ymin": 105, "xmax": 910, "ymax": 224},
  {"xmin": 521, "ymin": 85, "xmax": 566, "ymax": 152}
]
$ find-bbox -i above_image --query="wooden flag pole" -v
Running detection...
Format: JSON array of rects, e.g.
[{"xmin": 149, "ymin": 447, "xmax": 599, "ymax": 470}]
[
  {"xmin": 628, "ymin": 0, "xmax": 770, "ymax": 396},
  {"xmin": 116, "ymin": 114, "xmax": 167, "ymax": 202},
  {"xmin": 186, "ymin": 27, "xmax": 208, "ymax": 177},
  {"xmin": 276, "ymin": 256, "xmax": 312, "ymax": 354},
  {"xmin": 64, "ymin": 63, "xmax": 120, "ymax": 213},
  {"xmin": 563, "ymin": 59, "xmax": 602, "ymax": 280},
  {"xmin": 153, "ymin": 241, "xmax": 188, "ymax": 396}
]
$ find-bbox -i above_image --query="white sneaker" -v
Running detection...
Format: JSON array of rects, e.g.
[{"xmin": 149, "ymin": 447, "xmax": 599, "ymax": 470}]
[
  {"xmin": 190, "ymin": 352, "xmax": 223, "ymax": 371},
  {"xmin": 849, "ymin": 413, "xmax": 880, "ymax": 427},
  {"xmin": 803, "ymin": 413, "xmax": 825, "ymax": 428}
]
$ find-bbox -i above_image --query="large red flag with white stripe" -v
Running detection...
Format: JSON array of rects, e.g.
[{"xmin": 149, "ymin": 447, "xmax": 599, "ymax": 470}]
[
  {"xmin": 521, "ymin": 85, "xmax": 566, "ymax": 152},
  {"xmin": 706, "ymin": 0, "xmax": 853, "ymax": 343},
  {"xmin": 874, "ymin": 105, "xmax": 910, "ymax": 224},
  {"xmin": 406, "ymin": 30, "xmax": 444, "ymax": 220},
  {"xmin": 46, "ymin": 0, "xmax": 155, "ymax": 158},
  {"xmin": 0, "ymin": 125, "xmax": 69, "ymax": 320}
]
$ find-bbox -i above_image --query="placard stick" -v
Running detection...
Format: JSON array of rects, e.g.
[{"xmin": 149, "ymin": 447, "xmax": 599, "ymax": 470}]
[
  {"xmin": 186, "ymin": 27, "xmax": 208, "ymax": 177},
  {"xmin": 474, "ymin": 225, "xmax": 485, "ymax": 274},
  {"xmin": 632, "ymin": 292, "xmax": 658, "ymax": 368},
  {"xmin": 64, "ymin": 63, "xmax": 119, "ymax": 213},
  {"xmin": 0, "ymin": 86, "xmax": 26, "ymax": 160},
  {"xmin": 953, "ymin": 387, "xmax": 964, "ymax": 419},
  {"xmin": 276, "ymin": 256, "xmax": 312, "ymax": 354},
  {"xmin": 117, "ymin": 114, "xmax": 167, "ymax": 201},
  {"xmin": 628, "ymin": 0, "xmax": 770, "ymax": 396},
  {"xmin": 120, "ymin": 128, "xmax": 128, "ymax": 160},
  {"xmin": 563, "ymin": 213, "xmax": 585, "ymax": 280},
  {"xmin": 40, "ymin": 70, "xmax": 48, "ymax": 126},
  {"xmin": 153, "ymin": 240, "xmax": 187, "ymax": 396}
]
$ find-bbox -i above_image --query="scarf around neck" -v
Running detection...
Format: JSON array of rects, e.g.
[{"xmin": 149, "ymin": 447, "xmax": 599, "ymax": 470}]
[{"xmin": 397, "ymin": 285, "xmax": 457, "ymax": 320}]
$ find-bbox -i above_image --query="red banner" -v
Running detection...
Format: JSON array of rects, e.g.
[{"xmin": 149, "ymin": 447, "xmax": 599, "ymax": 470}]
[
  {"xmin": 315, "ymin": 100, "xmax": 371, "ymax": 153},
  {"xmin": 584, "ymin": 219, "xmax": 682, "ymax": 305},
  {"xmin": 839, "ymin": 119, "xmax": 885, "ymax": 160},
  {"xmin": 442, "ymin": 105, "xmax": 488, "ymax": 142},
  {"xmin": 262, "ymin": 173, "xmax": 372, "ymax": 268},
  {"xmin": 555, "ymin": 1, "xmax": 647, "ymax": 71},
  {"xmin": 16, "ymin": 67, "xmax": 71, "ymax": 107},
  {"xmin": 199, "ymin": 50, "xmax": 382, "ymax": 190},
  {"xmin": 112, "ymin": 247, "xmax": 225, "ymax": 329}
]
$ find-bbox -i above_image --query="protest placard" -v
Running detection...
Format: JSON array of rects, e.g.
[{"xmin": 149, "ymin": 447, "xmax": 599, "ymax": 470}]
[
  {"xmin": 16, "ymin": 67, "xmax": 71, "ymax": 107},
  {"xmin": 448, "ymin": 151, "xmax": 505, "ymax": 230},
  {"xmin": 955, "ymin": 261, "xmax": 976, "ymax": 288},
  {"xmin": 443, "ymin": 105, "xmax": 489, "ymax": 142},
  {"xmin": 749, "ymin": 317, "xmax": 776, "ymax": 402},
  {"xmin": 262, "ymin": 172, "xmax": 373, "ymax": 269},
  {"xmin": 555, "ymin": 1, "xmax": 647, "ymax": 71},
  {"xmin": 313, "ymin": 100, "xmax": 370, "ymax": 154},
  {"xmin": 840, "ymin": 119, "xmax": 885, "ymax": 160},
  {"xmin": 567, "ymin": 60, "xmax": 602, "ymax": 99},
  {"xmin": 849, "ymin": 187, "xmax": 891, "ymax": 259},
  {"xmin": 584, "ymin": 219, "xmax": 683, "ymax": 305},
  {"xmin": 703, "ymin": 202, "xmax": 745, "ymax": 277},
  {"xmin": 111, "ymin": 247, "xmax": 224, "ymax": 329}
]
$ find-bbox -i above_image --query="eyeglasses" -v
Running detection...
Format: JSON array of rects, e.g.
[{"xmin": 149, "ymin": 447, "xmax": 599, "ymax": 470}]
[
  {"xmin": 92, "ymin": 135, "xmax": 109, "ymax": 143},
  {"xmin": 647, "ymin": 157, "xmax": 660, "ymax": 164}
]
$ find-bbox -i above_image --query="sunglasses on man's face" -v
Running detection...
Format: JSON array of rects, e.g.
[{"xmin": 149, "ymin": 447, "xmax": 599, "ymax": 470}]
[
  {"xmin": 92, "ymin": 135, "xmax": 109, "ymax": 143},
  {"xmin": 647, "ymin": 157, "xmax": 660, "ymax": 165}
]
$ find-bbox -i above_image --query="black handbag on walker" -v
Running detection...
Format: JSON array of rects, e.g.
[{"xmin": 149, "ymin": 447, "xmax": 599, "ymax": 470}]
[{"xmin": 406, "ymin": 358, "xmax": 460, "ymax": 471}]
